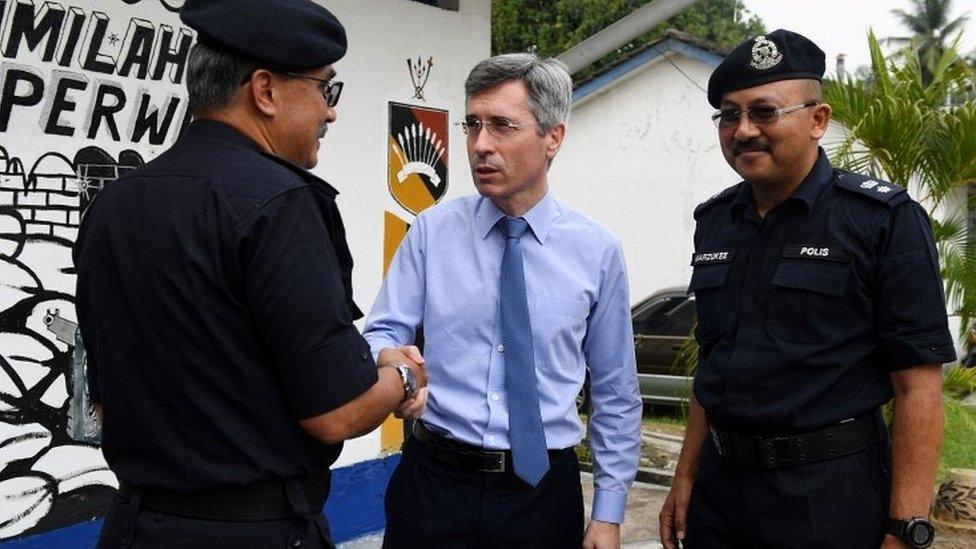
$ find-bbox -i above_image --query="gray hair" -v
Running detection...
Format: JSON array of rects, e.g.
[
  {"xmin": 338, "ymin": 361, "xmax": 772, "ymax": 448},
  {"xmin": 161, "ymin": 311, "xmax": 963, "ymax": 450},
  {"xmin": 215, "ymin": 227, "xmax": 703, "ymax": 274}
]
[
  {"xmin": 186, "ymin": 41, "xmax": 257, "ymax": 115},
  {"xmin": 464, "ymin": 53, "xmax": 573, "ymax": 134}
]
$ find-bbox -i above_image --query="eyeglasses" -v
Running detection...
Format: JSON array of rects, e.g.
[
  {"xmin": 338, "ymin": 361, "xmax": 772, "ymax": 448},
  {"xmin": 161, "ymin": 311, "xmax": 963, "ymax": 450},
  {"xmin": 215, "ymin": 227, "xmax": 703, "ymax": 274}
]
[
  {"xmin": 281, "ymin": 72, "xmax": 344, "ymax": 107},
  {"xmin": 712, "ymin": 102, "xmax": 818, "ymax": 129},
  {"xmin": 457, "ymin": 117, "xmax": 535, "ymax": 138}
]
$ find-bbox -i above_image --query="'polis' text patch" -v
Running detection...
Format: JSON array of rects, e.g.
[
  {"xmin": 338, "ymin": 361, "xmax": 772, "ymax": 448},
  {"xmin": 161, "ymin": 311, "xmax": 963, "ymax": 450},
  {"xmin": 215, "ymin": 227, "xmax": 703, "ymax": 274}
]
[{"xmin": 782, "ymin": 245, "xmax": 850, "ymax": 262}]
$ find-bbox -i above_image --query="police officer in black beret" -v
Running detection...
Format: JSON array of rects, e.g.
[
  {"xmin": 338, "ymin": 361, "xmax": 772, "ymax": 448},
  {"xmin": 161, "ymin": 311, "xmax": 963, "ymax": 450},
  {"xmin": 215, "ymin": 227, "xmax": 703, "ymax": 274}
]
[
  {"xmin": 659, "ymin": 29, "xmax": 954, "ymax": 549},
  {"xmin": 73, "ymin": 1, "xmax": 428, "ymax": 547}
]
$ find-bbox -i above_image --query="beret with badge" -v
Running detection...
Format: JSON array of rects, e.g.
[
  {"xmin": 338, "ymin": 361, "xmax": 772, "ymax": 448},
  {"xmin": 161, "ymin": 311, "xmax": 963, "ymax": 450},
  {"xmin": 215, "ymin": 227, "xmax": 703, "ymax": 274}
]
[
  {"xmin": 180, "ymin": 0, "xmax": 347, "ymax": 69},
  {"xmin": 707, "ymin": 29, "xmax": 826, "ymax": 108}
]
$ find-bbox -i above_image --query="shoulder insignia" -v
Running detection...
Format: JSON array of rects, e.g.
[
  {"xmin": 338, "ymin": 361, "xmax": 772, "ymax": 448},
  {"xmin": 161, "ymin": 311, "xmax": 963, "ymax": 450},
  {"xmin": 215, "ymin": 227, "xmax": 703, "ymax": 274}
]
[
  {"xmin": 833, "ymin": 170, "xmax": 909, "ymax": 207},
  {"xmin": 694, "ymin": 183, "xmax": 741, "ymax": 220}
]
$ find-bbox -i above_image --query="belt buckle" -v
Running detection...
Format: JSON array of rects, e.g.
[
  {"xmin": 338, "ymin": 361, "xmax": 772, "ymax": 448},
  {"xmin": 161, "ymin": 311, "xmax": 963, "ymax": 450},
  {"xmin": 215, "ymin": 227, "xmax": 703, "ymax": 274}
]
[
  {"xmin": 480, "ymin": 451, "xmax": 506, "ymax": 473},
  {"xmin": 757, "ymin": 436, "xmax": 791, "ymax": 468}
]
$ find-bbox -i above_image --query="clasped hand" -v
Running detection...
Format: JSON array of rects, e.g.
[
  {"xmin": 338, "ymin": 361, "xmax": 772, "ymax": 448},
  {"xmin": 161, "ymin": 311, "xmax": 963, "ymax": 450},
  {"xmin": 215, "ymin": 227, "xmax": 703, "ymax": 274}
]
[{"xmin": 378, "ymin": 346, "xmax": 428, "ymax": 420}]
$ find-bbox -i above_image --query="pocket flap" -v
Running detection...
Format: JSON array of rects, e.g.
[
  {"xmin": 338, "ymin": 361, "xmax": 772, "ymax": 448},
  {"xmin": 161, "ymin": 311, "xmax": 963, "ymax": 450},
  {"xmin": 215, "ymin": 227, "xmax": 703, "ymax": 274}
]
[
  {"xmin": 688, "ymin": 264, "xmax": 730, "ymax": 294},
  {"xmin": 771, "ymin": 260, "xmax": 849, "ymax": 297}
]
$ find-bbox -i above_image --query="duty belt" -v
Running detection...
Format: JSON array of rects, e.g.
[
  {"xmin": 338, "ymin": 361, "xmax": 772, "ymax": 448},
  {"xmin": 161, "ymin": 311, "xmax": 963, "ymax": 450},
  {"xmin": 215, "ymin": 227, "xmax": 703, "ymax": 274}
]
[
  {"xmin": 709, "ymin": 410, "xmax": 886, "ymax": 469},
  {"xmin": 411, "ymin": 421, "xmax": 572, "ymax": 473},
  {"xmin": 119, "ymin": 471, "xmax": 329, "ymax": 521}
]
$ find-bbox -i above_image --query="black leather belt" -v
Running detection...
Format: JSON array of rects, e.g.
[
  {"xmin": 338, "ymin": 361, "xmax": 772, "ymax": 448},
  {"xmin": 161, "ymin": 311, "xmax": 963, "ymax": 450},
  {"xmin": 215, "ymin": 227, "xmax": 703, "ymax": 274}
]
[
  {"xmin": 119, "ymin": 472, "xmax": 329, "ymax": 521},
  {"xmin": 411, "ymin": 421, "xmax": 570, "ymax": 473},
  {"xmin": 709, "ymin": 410, "xmax": 886, "ymax": 469}
]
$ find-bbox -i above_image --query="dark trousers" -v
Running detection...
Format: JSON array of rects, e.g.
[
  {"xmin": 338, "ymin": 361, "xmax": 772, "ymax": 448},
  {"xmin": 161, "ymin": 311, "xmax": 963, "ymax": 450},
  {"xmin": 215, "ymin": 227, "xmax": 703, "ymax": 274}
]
[
  {"xmin": 383, "ymin": 436, "xmax": 584, "ymax": 548},
  {"xmin": 685, "ymin": 436, "xmax": 891, "ymax": 548},
  {"xmin": 96, "ymin": 488, "xmax": 334, "ymax": 549}
]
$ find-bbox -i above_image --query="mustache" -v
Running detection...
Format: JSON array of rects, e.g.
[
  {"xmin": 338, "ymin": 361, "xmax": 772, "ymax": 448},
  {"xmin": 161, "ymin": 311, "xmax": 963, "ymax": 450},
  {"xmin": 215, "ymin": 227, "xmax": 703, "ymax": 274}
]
[{"xmin": 733, "ymin": 140, "xmax": 772, "ymax": 156}]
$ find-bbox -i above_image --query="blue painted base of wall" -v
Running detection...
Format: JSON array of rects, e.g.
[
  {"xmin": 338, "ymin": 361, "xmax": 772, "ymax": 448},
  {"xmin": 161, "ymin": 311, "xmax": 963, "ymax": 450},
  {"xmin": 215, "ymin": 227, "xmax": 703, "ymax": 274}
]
[
  {"xmin": 1, "ymin": 455, "xmax": 400, "ymax": 548},
  {"xmin": 325, "ymin": 454, "xmax": 399, "ymax": 542}
]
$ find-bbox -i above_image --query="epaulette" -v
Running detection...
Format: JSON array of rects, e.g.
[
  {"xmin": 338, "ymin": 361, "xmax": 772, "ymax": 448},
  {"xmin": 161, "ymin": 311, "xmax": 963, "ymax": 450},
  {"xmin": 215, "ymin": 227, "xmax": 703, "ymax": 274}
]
[
  {"xmin": 833, "ymin": 170, "xmax": 909, "ymax": 208},
  {"xmin": 694, "ymin": 183, "xmax": 741, "ymax": 220}
]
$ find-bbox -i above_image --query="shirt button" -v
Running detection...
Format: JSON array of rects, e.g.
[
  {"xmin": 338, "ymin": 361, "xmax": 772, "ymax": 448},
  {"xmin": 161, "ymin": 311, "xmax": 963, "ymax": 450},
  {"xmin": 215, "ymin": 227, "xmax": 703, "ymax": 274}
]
[
  {"xmin": 491, "ymin": 393, "xmax": 500, "ymax": 401},
  {"xmin": 929, "ymin": 345, "xmax": 939, "ymax": 351},
  {"xmin": 487, "ymin": 435, "xmax": 496, "ymax": 442},
  {"xmin": 360, "ymin": 349, "xmax": 369, "ymax": 360},
  {"xmin": 497, "ymin": 344, "xmax": 505, "ymax": 353},
  {"xmin": 291, "ymin": 539, "xmax": 303, "ymax": 547}
]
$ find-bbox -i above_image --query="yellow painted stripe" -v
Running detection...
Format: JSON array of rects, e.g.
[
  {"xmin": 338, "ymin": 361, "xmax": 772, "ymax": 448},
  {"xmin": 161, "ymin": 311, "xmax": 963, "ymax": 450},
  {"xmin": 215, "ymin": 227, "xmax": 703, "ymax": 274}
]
[{"xmin": 380, "ymin": 211, "xmax": 411, "ymax": 452}]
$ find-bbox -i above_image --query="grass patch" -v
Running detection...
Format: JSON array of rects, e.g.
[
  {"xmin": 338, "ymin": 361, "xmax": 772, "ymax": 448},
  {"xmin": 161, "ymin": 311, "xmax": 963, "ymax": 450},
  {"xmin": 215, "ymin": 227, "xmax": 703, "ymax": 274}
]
[
  {"xmin": 940, "ymin": 401, "xmax": 976, "ymax": 481},
  {"xmin": 642, "ymin": 406, "xmax": 686, "ymax": 437}
]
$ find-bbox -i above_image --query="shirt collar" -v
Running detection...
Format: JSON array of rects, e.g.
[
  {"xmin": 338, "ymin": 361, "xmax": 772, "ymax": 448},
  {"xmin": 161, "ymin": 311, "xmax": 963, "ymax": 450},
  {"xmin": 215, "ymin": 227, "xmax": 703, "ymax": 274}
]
[
  {"xmin": 729, "ymin": 147, "xmax": 833, "ymax": 221},
  {"xmin": 475, "ymin": 192, "xmax": 559, "ymax": 245},
  {"xmin": 788, "ymin": 148, "xmax": 832, "ymax": 211},
  {"xmin": 181, "ymin": 119, "xmax": 340, "ymax": 197}
]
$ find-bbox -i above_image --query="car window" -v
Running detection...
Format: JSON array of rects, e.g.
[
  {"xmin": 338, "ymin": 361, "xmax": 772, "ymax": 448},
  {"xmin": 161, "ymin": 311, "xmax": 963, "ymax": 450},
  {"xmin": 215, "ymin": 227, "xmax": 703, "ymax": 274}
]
[
  {"xmin": 662, "ymin": 298, "xmax": 696, "ymax": 336},
  {"xmin": 632, "ymin": 299, "xmax": 671, "ymax": 327},
  {"xmin": 633, "ymin": 296, "xmax": 688, "ymax": 336}
]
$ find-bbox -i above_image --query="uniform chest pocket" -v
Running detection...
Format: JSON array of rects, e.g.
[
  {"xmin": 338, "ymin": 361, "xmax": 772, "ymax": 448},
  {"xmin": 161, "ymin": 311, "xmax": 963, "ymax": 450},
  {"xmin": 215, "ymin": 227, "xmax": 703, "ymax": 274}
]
[
  {"xmin": 768, "ymin": 256, "xmax": 852, "ymax": 344},
  {"xmin": 688, "ymin": 263, "xmax": 732, "ymax": 343}
]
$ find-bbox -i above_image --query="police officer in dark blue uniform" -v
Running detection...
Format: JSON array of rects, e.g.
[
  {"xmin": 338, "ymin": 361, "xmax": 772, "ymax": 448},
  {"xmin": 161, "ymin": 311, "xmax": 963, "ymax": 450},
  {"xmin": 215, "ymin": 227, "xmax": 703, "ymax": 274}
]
[
  {"xmin": 73, "ymin": 1, "xmax": 427, "ymax": 547},
  {"xmin": 659, "ymin": 29, "xmax": 954, "ymax": 549}
]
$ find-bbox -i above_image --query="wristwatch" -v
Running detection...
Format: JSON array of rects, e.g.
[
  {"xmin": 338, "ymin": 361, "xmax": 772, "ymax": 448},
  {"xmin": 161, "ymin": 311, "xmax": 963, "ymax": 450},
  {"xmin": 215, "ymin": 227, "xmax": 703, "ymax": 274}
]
[
  {"xmin": 886, "ymin": 517, "xmax": 934, "ymax": 548},
  {"xmin": 387, "ymin": 363, "xmax": 418, "ymax": 402}
]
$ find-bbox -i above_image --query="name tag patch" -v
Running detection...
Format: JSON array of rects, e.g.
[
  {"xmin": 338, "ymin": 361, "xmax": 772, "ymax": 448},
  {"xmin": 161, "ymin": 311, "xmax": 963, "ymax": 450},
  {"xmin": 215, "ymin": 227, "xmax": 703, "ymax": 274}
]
[
  {"xmin": 783, "ymin": 245, "xmax": 849, "ymax": 262},
  {"xmin": 692, "ymin": 250, "xmax": 734, "ymax": 266}
]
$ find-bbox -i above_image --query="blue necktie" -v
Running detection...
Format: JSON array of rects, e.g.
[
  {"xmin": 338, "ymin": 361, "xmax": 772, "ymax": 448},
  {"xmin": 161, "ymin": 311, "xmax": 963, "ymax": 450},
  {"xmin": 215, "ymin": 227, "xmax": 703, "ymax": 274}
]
[{"xmin": 499, "ymin": 216, "xmax": 549, "ymax": 486}]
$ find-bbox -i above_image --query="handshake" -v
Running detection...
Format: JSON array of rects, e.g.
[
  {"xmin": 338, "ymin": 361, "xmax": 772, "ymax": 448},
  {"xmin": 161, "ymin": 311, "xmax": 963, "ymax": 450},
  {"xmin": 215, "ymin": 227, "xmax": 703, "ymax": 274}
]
[{"xmin": 377, "ymin": 345, "xmax": 429, "ymax": 421}]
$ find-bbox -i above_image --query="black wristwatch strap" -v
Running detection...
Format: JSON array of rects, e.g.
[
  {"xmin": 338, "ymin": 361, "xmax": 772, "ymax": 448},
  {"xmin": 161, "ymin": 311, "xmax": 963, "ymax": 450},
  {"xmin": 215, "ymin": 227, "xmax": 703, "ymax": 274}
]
[{"xmin": 886, "ymin": 517, "xmax": 934, "ymax": 548}]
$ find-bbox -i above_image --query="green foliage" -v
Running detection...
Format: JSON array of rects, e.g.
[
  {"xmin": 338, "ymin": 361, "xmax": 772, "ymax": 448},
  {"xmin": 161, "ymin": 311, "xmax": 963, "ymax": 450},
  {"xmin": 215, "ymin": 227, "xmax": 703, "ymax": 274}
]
[
  {"xmin": 888, "ymin": 0, "xmax": 970, "ymax": 85},
  {"xmin": 940, "ymin": 397, "xmax": 976, "ymax": 480},
  {"xmin": 944, "ymin": 364, "xmax": 976, "ymax": 398},
  {"xmin": 825, "ymin": 32, "xmax": 976, "ymax": 334},
  {"xmin": 492, "ymin": 0, "xmax": 764, "ymax": 79},
  {"xmin": 672, "ymin": 319, "xmax": 699, "ymax": 379}
]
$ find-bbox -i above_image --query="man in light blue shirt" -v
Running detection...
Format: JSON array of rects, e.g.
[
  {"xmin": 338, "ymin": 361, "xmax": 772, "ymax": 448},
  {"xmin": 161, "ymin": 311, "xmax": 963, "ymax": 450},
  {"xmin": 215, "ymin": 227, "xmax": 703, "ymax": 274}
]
[{"xmin": 364, "ymin": 52, "xmax": 641, "ymax": 549}]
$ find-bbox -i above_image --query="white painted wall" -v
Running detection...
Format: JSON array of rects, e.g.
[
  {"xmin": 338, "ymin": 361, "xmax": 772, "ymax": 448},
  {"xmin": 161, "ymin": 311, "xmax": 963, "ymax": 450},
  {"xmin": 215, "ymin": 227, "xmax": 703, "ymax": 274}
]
[
  {"xmin": 0, "ymin": 0, "xmax": 490, "ymax": 539},
  {"xmin": 550, "ymin": 52, "xmax": 734, "ymax": 302},
  {"xmin": 323, "ymin": 0, "xmax": 492, "ymax": 466}
]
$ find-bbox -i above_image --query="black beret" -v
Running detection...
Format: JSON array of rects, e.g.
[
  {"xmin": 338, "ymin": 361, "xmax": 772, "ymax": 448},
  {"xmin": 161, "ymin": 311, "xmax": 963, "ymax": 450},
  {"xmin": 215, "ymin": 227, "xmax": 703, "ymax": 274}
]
[
  {"xmin": 707, "ymin": 29, "xmax": 825, "ymax": 108},
  {"xmin": 180, "ymin": 0, "xmax": 347, "ymax": 70}
]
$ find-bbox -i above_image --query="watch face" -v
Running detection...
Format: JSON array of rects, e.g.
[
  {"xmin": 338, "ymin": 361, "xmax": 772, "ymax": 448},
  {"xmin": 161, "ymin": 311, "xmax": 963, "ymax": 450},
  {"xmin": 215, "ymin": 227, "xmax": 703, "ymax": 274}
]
[
  {"xmin": 401, "ymin": 365, "xmax": 417, "ymax": 394},
  {"xmin": 908, "ymin": 520, "xmax": 934, "ymax": 547}
]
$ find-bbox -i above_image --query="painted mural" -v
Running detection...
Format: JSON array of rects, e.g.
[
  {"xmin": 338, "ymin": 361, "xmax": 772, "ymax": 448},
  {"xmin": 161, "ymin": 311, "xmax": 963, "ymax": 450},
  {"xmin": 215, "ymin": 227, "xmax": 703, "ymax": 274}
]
[
  {"xmin": 0, "ymin": 0, "xmax": 191, "ymax": 540},
  {"xmin": 379, "ymin": 61, "xmax": 450, "ymax": 449}
]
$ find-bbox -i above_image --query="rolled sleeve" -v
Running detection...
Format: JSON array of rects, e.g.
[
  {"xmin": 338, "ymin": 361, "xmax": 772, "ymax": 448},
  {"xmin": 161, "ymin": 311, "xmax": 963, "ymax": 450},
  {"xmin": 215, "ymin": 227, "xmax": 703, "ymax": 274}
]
[
  {"xmin": 278, "ymin": 326, "xmax": 378, "ymax": 419},
  {"xmin": 242, "ymin": 187, "xmax": 378, "ymax": 418},
  {"xmin": 878, "ymin": 203, "xmax": 956, "ymax": 370},
  {"xmin": 583, "ymin": 240, "xmax": 642, "ymax": 524}
]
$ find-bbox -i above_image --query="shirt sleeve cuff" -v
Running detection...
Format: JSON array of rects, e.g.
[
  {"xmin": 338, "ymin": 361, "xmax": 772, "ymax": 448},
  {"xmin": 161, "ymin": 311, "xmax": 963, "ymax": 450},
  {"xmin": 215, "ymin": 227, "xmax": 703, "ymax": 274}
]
[
  {"xmin": 881, "ymin": 328, "xmax": 956, "ymax": 370},
  {"xmin": 591, "ymin": 489, "xmax": 628, "ymax": 524},
  {"xmin": 362, "ymin": 332, "xmax": 394, "ymax": 362},
  {"xmin": 280, "ymin": 327, "xmax": 379, "ymax": 418}
]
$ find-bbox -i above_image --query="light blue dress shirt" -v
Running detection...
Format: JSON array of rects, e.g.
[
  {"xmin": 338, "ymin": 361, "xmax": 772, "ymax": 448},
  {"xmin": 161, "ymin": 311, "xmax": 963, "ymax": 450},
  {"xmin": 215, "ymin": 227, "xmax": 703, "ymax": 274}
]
[{"xmin": 363, "ymin": 192, "xmax": 642, "ymax": 523}]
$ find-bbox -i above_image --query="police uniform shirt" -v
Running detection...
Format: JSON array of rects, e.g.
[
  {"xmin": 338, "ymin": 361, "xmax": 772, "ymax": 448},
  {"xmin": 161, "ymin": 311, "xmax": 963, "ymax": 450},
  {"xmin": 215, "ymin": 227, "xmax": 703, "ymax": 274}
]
[
  {"xmin": 73, "ymin": 120, "xmax": 377, "ymax": 491},
  {"xmin": 690, "ymin": 149, "xmax": 955, "ymax": 434}
]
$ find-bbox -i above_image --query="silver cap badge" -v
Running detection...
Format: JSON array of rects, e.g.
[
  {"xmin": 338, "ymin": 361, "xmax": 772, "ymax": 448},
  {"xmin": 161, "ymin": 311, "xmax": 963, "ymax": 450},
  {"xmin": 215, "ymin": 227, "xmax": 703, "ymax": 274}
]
[{"xmin": 750, "ymin": 35, "xmax": 783, "ymax": 70}]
